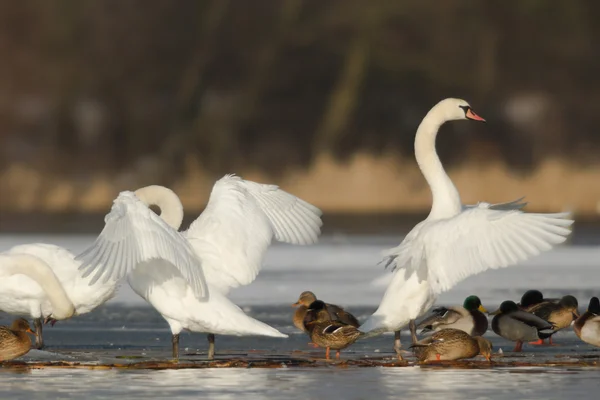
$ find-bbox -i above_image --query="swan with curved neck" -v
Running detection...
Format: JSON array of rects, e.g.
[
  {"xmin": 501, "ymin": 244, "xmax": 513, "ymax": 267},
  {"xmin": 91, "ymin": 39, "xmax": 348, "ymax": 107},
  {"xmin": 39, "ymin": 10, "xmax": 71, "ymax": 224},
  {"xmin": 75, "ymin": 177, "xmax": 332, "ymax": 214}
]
[
  {"xmin": 0, "ymin": 253, "xmax": 76, "ymax": 348},
  {"xmin": 0, "ymin": 254, "xmax": 75, "ymax": 320},
  {"xmin": 134, "ymin": 185, "xmax": 184, "ymax": 229},
  {"xmin": 415, "ymin": 98, "xmax": 484, "ymax": 219},
  {"xmin": 78, "ymin": 174, "xmax": 323, "ymax": 359},
  {"xmin": 360, "ymin": 98, "xmax": 572, "ymax": 360}
]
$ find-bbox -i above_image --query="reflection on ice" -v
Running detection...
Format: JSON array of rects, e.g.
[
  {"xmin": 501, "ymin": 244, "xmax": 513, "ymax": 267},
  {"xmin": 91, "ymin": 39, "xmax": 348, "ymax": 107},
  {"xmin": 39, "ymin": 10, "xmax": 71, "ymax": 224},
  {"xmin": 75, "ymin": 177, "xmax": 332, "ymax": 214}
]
[{"xmin": 2, "ymin": 366, "xmax": 596, "ymax": 399}]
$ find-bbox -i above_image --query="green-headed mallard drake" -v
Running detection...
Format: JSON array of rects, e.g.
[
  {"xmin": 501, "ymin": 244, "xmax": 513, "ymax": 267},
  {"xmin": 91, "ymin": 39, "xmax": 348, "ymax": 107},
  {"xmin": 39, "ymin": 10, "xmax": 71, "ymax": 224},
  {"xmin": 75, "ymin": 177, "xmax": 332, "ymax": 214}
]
[
  {"xmin": 292, "ymin": 291, "xmax": 359, "ymax": 333},
  {"xmin": 410, "ymin": 328, "xmax": 493, "ymax": 362},
  {"xmin": 491, "ymin": 300, "xmax": 555, "ymax": 352},
  {"xmin": 418, "ymin": 295, "xmax": 488, "ymax": 337},
  {"xmin": 303, "ymin": 300, "xmax": 362, "ymax": 359},
  {"xmin": 573, "ymin": 297, "xmax": 600, "ymax": 347},
  {"xmin": 0, "ymin": 318, "xmax": 35, "ymax": 361},
  {"xmin": 526, "ymin": 295, "xmax": 579, "ymax": 345}
]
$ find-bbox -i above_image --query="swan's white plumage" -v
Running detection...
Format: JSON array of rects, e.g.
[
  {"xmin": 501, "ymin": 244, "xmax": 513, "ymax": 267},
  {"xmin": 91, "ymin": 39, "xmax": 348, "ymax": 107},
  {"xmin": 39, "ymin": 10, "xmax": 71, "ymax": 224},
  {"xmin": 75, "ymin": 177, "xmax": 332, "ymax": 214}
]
[
  {"xmin": 185, "ymin": 174, "xmax": 322, "ymax": 293},
  {"xmin": 360, "ymin": 98, "xmax": 573, "ymax": 335},
  {"xmin": 77, "ymin": 191, "xmax": 208, "ymax": 300},
  {"xmin": 0, "ymin": 244, "xmax": 116, "ymax": 319},
  {"xmin": 76, "ymin": 175, "xmax": 322, "ymax": 344},
  {"xmin": 383, "ymin": 203, "xmax": 572, "ymax": 295}
]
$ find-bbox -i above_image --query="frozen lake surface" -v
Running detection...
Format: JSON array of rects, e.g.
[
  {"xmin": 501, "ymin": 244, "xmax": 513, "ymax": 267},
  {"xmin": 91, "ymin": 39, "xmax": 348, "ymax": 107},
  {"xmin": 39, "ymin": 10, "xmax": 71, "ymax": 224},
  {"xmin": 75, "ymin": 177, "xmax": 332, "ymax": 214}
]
[{"xmin": 0, "ymin": 233, "xmax": 599, "ymax": 399}]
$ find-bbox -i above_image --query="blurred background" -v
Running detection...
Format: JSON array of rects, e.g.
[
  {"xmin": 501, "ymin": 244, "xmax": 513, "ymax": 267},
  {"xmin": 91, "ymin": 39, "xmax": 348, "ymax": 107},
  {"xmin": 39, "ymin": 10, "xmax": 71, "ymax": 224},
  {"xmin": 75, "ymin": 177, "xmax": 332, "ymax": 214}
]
[{"xmin": 1, "ymin": 0, "xmax": 600, "ymax": 233}]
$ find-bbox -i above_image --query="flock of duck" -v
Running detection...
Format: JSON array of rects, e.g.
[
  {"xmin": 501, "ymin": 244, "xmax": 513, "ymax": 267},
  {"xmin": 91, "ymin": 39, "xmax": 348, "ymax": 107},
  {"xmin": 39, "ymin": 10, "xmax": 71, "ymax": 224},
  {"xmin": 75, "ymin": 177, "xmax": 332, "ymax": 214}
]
[
  {"xmin": 0, "ymin": 98, "xmax": 595, "ymax": 365},
  {"xmin": 292, "ymin": 289, "xmax": 600, "ymax": 361}
]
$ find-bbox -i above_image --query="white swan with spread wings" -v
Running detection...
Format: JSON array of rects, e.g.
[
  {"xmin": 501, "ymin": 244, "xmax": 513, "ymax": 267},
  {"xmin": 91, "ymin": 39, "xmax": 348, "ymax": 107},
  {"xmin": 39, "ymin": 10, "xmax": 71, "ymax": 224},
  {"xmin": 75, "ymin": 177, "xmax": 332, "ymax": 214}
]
[
  {"xmin": 77, "ymin": 175, "xmax": 323, "ymax": 359},
  {"xmin": 359, "ymin": 98, "xmax": 573, "ymax": 359}
]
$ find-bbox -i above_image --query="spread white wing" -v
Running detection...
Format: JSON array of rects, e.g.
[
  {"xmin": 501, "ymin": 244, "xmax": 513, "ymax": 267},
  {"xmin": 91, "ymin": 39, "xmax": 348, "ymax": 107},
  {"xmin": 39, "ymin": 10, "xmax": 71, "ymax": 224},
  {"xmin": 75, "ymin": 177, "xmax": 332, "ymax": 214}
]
[
  {"xmin": 185, "ymin": 174, "xmax": 322, "ymax": 294},
  {"xmin": 76, "ymin": 191, "xmax": 208, "ymax": 300},
  {"xmin": 383, "ymin": 198, "xmax": 573, "ymax": 295}
]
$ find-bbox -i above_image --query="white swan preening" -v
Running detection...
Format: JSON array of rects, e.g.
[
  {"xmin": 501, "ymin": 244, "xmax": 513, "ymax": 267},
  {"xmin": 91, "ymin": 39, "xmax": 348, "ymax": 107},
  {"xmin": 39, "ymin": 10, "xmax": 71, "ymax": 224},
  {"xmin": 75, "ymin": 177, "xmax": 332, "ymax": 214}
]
[
  {"xmin": 0, "ymin": 246, "xmax": 116, "ymax": 349},
  {"xmin": 359, "ymin": 98, "xmax": 573, "ymax": 357},
  {"xmin": 76, "ymin": 175, "xmax": 323, "ymax": 358}
]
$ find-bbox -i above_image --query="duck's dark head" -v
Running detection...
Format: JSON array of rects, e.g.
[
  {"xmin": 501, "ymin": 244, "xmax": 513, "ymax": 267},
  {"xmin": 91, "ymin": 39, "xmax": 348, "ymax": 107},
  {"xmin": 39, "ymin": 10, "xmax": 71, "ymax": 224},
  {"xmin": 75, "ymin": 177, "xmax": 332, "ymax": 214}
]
[
  {"xmin": 520, "ymin": 290, "xmax": 544, "ymax": 308},
  {"xmin": 306, "ymin": 300, "xmax": 330, "ymax": 321},
  {"xmin": 587, "ymin": 297, "xmax": 600, "ymax": 315},
  {"xmin": 499, "ymin": 300, "xmax": 519, "ymax": 314},
  {"xmin": 559, "ymin": 295, "xmax": 579, "ymax": 310},
  {"xmin": 463, "ymin": 295, "xmax": 487, "ymax": 313}
]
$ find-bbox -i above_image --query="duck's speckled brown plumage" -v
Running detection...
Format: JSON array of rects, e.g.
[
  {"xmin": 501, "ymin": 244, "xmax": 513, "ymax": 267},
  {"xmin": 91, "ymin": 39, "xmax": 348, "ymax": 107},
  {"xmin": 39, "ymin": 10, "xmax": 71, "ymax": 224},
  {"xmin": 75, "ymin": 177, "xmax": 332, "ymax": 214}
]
[
  {"xmin": 303, "ymin": 300, "xmax": 362, "ymax": 359},
  {"xmin": 292, "ymin": 291, "xmax": 359, "ymax": 333},
  {"xmin": 528, "ymin": 295, "xmax": 579, "ymax": 331},
  {"xmin": 0, "ymin": 318, "xmax": 34, "ymax": 361},
  {"xmin": 411, "ymin": 328, "xmax": 493, "ymax": 362}
]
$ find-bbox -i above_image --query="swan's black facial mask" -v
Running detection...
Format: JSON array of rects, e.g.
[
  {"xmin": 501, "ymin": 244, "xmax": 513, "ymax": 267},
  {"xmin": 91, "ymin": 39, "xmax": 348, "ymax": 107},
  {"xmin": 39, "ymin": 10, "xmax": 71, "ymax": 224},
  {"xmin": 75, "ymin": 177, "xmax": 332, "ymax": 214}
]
[{"xmin": 459, "ymin": 105, "xmax": 486, "ymax": 122}]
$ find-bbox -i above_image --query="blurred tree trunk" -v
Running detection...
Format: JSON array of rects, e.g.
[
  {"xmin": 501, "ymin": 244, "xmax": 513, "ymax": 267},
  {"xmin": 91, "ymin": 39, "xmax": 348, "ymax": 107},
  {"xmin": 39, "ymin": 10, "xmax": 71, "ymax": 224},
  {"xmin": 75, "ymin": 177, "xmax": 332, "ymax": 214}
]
[{"xmin": 313, "ymin": 10, "xmax": 374, "ymax": 155}]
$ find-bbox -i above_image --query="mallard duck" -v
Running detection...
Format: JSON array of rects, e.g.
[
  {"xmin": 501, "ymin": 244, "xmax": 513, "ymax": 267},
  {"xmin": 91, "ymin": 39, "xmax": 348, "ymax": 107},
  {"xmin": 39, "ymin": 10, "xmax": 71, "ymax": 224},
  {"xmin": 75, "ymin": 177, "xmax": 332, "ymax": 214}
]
[
  {"xmin": 527, "ymin": 295, "xmax": 579, "ymax": 345},
  {"xmin": 574, "ymin": 297, "xmax": 600, "ymax": 347},
  {"xmin": 0, "ymin": 318, "xmax": 35, "ymax": 361},
  {"xmin": 303, "ymin": 300, "xmax": 362, "ymax": 359},
  {"xmin": 418, "ymin": 295, "xmax": 488, "ymax": 336},
  {"xmin": 488, "ymin": 289, "xmax": 560, "ymax": 315},
  {"xmin": 410, "ymin": 328, "xmax": 493, "ymax": 362},
  {"xmin": 520, "ymin": 290, "xmax": 560, "ymax": 310},
  {"xmin": 293, "ymin": 291, "xmax": 359, "ymax": 333},
  {"xmin": 491, "ymin": 300, "xmax": 555, "ymax": 352}
]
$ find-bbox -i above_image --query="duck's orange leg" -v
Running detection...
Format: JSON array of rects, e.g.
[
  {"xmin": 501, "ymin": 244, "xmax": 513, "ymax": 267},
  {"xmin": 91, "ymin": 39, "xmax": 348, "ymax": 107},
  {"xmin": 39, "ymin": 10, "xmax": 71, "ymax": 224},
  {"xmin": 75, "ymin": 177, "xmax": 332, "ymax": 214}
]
[
  {"xmin": 325, "ymin": 347, "xmax": 330, "ymax": 359},
  {"xmin": 308, "ymin": 342, "xmax": 319, "ymax": 348},
  {"xmin": 435, "ymin": 354, "xmax": 441, "ymax": 361},
  {"xmin": 528, "ymin": 339, "xmax": 545, "ymax": 345},
  {"xmin": 336, "ymin": 350, "xmax": 341, "ymax": 360},
  {"xmin": 549, "ymin": 336, "xmax": 554, "ymax": 345},
  {"xmin": 513, "ymin": 341, "xmax": 523, "ymax": 352}
]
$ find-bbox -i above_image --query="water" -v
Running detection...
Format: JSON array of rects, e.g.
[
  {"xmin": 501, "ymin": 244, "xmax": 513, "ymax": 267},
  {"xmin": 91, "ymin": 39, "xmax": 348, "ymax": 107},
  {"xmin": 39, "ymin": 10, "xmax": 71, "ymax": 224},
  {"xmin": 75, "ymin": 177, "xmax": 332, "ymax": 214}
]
[{"xmin": 1, "ymin": 234, "xmax": 599, "ymax": 399}]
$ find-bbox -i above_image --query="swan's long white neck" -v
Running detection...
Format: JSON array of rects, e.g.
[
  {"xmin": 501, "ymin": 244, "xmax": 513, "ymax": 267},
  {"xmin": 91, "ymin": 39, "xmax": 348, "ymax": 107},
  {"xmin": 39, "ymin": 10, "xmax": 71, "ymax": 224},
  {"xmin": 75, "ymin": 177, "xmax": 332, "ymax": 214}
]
[
  {"xmin": 0, "ymin": 254, "xmax": 75, "ymax": 319},
  {"xmin": 414, "ymin": 108, "xmax": 462, "ymax": 220},
  {"xmin": 134, "ymin": 185, "xmax": 184, "ymax": 230}
]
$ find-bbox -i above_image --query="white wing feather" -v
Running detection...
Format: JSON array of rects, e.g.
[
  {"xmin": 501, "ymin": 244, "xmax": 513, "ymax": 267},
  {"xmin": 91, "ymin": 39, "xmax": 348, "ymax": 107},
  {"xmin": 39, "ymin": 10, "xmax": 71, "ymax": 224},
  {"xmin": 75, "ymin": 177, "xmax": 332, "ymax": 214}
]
[
  {"xmin": 185, "ymin": 174, "xmax": 322, "ymax": 293},
  {"xmin": 383, "ymin": 199, "xmax": 573, "ymax": 295},
  {"xmin": 76, "ymin": 191, "xmax": 208, "ymax": 300}
]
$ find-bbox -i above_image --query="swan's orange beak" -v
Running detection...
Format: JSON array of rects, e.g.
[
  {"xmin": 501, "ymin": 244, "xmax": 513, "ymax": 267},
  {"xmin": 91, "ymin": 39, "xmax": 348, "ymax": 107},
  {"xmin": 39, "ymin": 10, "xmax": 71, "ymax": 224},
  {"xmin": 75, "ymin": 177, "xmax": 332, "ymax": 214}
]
[{"xmin": 466, "ymin": 109, "xmax": 486, "ymax": 122}]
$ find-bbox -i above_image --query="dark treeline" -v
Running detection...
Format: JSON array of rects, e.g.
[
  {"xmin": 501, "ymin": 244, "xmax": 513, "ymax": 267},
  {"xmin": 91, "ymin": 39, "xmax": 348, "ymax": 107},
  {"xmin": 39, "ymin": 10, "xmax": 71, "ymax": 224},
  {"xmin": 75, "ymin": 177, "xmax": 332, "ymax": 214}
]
[{"xmin": 1, "ymin": 0, "xmax": 599, "ymax": 185}]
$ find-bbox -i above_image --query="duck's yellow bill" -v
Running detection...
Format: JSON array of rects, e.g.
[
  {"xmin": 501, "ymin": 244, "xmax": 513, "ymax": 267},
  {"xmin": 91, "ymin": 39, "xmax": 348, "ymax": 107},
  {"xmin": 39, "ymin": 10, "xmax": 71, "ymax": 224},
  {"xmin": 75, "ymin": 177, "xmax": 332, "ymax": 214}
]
[{"xmin": 478, "ymin": 305, "xmax": 488, "ymax": 313}]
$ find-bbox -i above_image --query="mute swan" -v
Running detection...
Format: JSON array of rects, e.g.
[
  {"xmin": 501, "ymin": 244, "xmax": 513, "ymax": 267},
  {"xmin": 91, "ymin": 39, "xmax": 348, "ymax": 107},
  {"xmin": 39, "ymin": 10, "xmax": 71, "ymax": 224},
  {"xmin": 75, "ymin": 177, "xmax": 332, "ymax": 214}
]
[
  {"xmin": 0, "ymin": 252, "xmax": 77, "ymax": 348},
  {"xmin": 359, "ymin": 98, "xmax": 573, "ymax": 358},
  {"xmin": 77, "ymin": 175, "xmax": 323, "ymax": 359},
  {"xmin": 0, "ymin": 245, "xmax": 121, "ymax": 349}
]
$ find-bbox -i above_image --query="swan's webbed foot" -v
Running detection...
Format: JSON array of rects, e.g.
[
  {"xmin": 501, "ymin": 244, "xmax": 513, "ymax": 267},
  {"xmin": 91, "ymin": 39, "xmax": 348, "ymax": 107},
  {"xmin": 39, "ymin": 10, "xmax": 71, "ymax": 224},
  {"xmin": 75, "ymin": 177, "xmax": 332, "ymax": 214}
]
[
  {"xmin": 34, "ymin": 318, "xmax": 44, "ymax": 349},
  {"xmin": 172, "ymin": 334, "xmax": 180, "ymax": 359},
  {"xmin": 393, "ymin": 330, "xmax": 403, "ymax": 361},
  {"xmin": 207, "ymin": 333, "xmax": 215, "ymax": 360}
]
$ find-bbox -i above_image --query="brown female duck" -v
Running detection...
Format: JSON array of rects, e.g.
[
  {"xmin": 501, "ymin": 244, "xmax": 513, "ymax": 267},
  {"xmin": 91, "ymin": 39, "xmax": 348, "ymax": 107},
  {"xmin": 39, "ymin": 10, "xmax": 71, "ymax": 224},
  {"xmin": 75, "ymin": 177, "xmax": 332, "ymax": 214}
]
[
  {"xmin": 0, "ymin": 318, "xmax": 35, "ymax": 361},
  {"xmin": 574, "ymin": 297, "xmax": 600, "ymax": 347},
  {"xmin": 303, "ymin": 300, "xmax": 362, "ymax": 359},
  {"xmin": 292, "ymin": 291, "xmax": 359, "ymax": 333},
  {"xmin": 527, "ymin": 295, "xmax": 579, "ymax": 345},
  {"xmin": 410, "ymin": 328, "xmax": 493, "ymax": 362}
]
